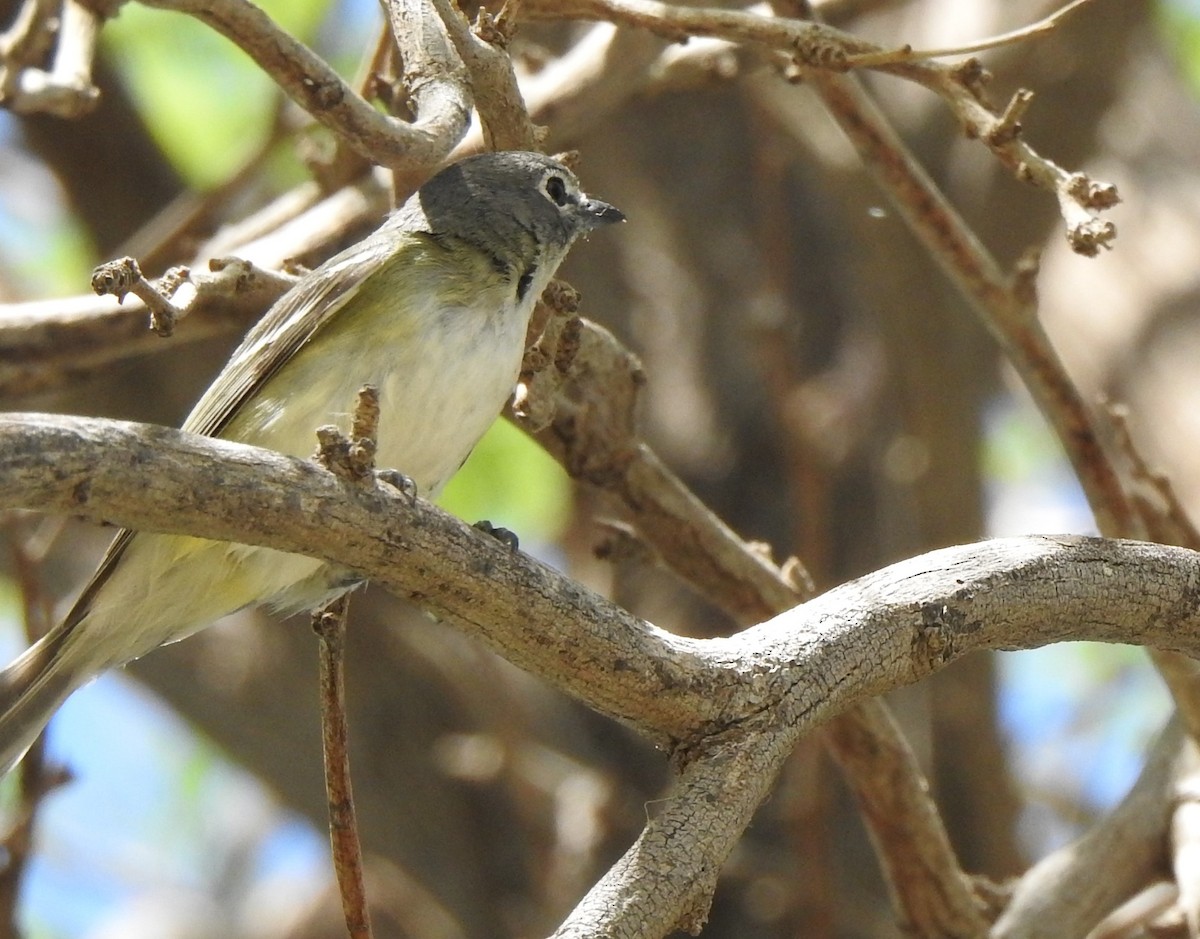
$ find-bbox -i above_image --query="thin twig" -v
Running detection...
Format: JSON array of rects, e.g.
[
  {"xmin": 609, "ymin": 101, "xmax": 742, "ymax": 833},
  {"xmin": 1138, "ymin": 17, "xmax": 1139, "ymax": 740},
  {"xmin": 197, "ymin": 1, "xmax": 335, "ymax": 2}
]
[
  {"xmin": 529, "ymin": 0, "xmax": 1118, "ymax": 253},
  {"xmin": 802, "ymin": 71, "xmax": 1134, "ymax": 534},
  {"xmin": 843, "ymin": 0, "xmax": 1101, "ymax": 67},
  {"xmin": 311, "ymin": 386, "xmax": 383, "ymax": 939},
  {"xmin": 313, "ymin": 595, "xmax": 373, "ymax": 939}
]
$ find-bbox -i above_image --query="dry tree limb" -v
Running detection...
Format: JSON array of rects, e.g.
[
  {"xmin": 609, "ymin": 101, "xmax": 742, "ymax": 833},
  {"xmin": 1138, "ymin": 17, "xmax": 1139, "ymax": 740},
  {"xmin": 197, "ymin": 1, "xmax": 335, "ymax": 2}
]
[
  {"xmin": 10, "ymin": 417, "xmax": 1200, "ymax": 756},
  {"xmin": 790, "ymin": 68, "xmax": 1200, "ymax": 904},
  {"xmin": 784, "ymin": 0, "xmax": 1200, "ymax": 791},
  {"xmin": 5, "ymin": 413, "xmax": 1200, "ymax": 935},
  {"xmin": 522, "ymin": 316, "xmax": 990, "ymax": 937}
]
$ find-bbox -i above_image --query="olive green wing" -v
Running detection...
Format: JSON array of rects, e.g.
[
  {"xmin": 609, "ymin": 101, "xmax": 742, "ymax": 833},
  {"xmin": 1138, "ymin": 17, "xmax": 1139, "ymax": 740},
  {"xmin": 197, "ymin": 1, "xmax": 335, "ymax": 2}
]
[
  {"xmin": 184, "ymin": 233, "xmax": 394, "ymax": 438},
  {"xmin": 63, "ymin": 230, "xmax": 397, "ymax": 628}
]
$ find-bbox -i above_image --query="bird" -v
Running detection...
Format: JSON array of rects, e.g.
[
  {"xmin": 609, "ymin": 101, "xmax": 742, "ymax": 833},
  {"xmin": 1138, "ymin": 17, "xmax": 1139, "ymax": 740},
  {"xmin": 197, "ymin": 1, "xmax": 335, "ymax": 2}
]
[{"xmin": 0, "ymin": 150, "xmax": 624, "ymax": 774}]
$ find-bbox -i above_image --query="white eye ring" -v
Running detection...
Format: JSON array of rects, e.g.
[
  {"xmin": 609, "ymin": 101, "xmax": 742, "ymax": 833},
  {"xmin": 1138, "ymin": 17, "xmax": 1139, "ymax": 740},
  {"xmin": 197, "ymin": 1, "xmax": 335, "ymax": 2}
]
[{"xmin": 542, "ymin": 174, "xmax": 570, "ymax": 207}]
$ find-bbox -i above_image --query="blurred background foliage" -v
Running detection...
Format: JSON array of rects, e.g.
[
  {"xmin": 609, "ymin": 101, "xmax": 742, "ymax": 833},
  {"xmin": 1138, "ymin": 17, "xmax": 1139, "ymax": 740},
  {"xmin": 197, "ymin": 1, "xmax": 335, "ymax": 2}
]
[{"xmin": 0, "ymin": 0, "xmax": 1198, "ymax": 936}]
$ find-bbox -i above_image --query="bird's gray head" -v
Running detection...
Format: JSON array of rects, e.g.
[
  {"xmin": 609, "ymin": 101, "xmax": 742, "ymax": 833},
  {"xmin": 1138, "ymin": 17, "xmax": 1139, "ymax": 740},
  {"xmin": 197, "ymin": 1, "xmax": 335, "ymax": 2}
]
[{"xmin": 402, "ymin": 151, "xmax": 624, "ymax": 273}]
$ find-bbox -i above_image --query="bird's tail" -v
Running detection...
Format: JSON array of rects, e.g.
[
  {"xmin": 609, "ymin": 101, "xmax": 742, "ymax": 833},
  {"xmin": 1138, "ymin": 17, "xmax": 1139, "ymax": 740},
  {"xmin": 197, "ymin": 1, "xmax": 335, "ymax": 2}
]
[{"xmin": 0, "ymin": 624, "xmax": 84, "ymax": 775}]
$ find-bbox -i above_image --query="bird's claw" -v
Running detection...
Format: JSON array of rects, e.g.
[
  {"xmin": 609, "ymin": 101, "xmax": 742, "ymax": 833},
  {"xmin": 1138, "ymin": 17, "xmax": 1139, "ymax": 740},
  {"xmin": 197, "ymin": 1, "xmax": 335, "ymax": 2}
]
[{"xmin": 472, "ymin": 520, "xmax": 519, "ymax": 551}]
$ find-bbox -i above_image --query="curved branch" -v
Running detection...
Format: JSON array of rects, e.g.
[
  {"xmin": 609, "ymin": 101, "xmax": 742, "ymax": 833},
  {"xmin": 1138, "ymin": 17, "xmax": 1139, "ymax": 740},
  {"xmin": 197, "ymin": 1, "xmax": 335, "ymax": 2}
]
[
  {"xmin": 3, "ymin": 413, "xmax": 1200, "ymax": 933},
  {"xmin": 7, "ymin": 417, "xmax": 1200, "ymax": 706},
  {"xmin": 0, "ymin": 412, "xmax": 715, "ymax": 746}
]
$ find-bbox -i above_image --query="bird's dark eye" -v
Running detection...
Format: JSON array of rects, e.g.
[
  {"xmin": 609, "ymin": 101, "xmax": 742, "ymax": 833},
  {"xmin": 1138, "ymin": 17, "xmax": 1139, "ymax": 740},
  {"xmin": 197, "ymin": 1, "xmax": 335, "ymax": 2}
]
[{"xmin": 544, "ymin": 175, "xmax": 568, "ymax": 206}]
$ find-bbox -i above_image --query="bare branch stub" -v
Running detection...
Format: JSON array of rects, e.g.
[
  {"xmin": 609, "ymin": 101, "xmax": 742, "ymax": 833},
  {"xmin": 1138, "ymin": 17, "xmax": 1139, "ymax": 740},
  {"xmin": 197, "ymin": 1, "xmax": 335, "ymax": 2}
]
[
  {"xmin": 90, "ymin": 256, "xmax": 186, "ymax": 336},
  {"xmin": 315, "ymin": 385, "xmax": 381, "ymax": 483}
]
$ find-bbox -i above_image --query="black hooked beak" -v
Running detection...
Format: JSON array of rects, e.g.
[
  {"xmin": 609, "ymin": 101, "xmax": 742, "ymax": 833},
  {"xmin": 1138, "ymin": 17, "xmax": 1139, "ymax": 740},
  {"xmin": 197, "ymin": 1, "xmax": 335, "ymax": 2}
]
[{"xmin": 579, "ymin": 197, "xmax": 626, "ymax": 228}]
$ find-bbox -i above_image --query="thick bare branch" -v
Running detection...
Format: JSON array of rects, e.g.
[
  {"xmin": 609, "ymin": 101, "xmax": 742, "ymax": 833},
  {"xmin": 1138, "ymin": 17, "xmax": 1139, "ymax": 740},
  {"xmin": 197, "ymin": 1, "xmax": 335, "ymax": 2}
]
[{"xmin": 3, "ymin": 414, "xmax": 1200, "ymax": 933}]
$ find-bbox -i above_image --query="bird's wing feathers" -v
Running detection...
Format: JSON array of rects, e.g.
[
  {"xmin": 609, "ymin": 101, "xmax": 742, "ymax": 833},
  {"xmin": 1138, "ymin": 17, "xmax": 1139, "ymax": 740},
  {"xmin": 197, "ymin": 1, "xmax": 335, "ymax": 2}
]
[
  {"xmin": 184, "ymin": 237, "xmax": 386, "ymax": 438},
  {"xmin": 62, "ymin": 234, "xmax": 392, "ymax": 630}
]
